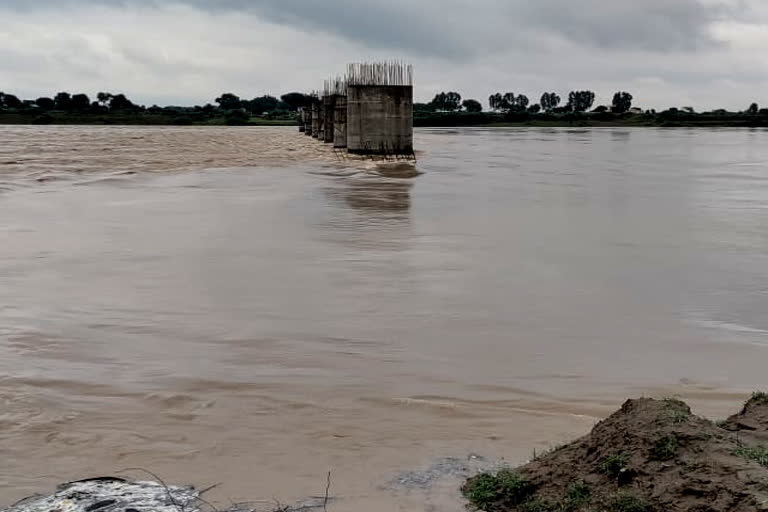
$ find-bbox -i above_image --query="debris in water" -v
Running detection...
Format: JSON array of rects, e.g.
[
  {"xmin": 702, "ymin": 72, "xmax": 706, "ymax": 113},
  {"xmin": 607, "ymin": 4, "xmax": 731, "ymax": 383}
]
[
  {"xmin": 3, "ymin": 478, "xmax": 199, "ymax": 512},
  {"xmin": 2, "ymin": 477, "xmax": 336, "ymax": 512},
  {"xmin": 388, "ymin": 454, "xmax": 501, "ymax": 491}
]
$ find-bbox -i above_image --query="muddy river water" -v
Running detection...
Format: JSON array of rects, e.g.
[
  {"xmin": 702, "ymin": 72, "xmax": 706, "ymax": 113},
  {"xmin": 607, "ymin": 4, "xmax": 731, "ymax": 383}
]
[{"xmin": 1, "ymin": 126, "xmax": 767, "ymax": 511}]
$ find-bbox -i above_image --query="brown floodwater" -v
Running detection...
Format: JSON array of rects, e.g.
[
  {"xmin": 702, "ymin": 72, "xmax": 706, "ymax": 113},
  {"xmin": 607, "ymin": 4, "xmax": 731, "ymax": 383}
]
[{"xmin": 1, "ymin": 126, "xmax": 768, "ymax": 511}]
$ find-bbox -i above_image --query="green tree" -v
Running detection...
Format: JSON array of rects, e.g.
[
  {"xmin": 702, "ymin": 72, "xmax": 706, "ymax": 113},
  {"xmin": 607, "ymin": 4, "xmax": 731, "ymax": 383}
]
[
  {"xmin": 568, "ymin": 90, "xmax": 595, "ymax": 112},
  {"xmin": 514, "ymin": 94, "xmax": 529, "ymax": 111},
  {"xmin": 489, "ymin": 92, "xmax": 522, "ymax": 112},
  {"xmin": 36, "ymin": 97, "xmax": 55, "ymax": 110},
  {"xmin": 445, "ymin": 91, "xmax": 462, "ymax": 111},
  {"xmin": 215, "ymin": 93, "xmax": 242, "ymax": 110},
  {"xmin": 71, "ymin": 93, "xmax": 91, "ymax": 110},
  {"xmin": 97, "ymin": 92, "xmax": 113, "ymax": 107},
  {"xmin": 540, "ymin": 92, "xmax": 561, "ymax": 112},
  {"xmin": 54, "ymin": 92, "xmax": 72, "ymax": 110},
  {"xmin": 502, "ymin": 92, "xmax": 515, "ymax": 111},
  {"xmin": 462, "ymin": 99, "xmax": 482, "ymax": 112},
  {"xmin": 247, "ymin": 95, "xmax": 280, "ymax": 114},
  {"xmin": 611, "ymin": 91, "xmax": 633, "ymax": 113},
  {"xmin": 748, "ymin": 102, "xmax": 759, "ymax": 114},
  {"xmin": 528, "ymin": 104, "xmax": 541, "ymax": 114},
  {"xmin": 2, "ymin": 93, "xmax": 22, "ymax": 109},
  {"xmin": 430, "ymin": 91, "xmax": 462, "ymax": 111},
  {"xmin": 488, "ymin": 93, "xmax": 503, "ymax": 111},
  {"xmin": 109, "ymin": 93, "xmax": 135, "ymax": 111},
  {"xmin": 280, "ymin": 92, "xmax": 312, "ymax": 111}
]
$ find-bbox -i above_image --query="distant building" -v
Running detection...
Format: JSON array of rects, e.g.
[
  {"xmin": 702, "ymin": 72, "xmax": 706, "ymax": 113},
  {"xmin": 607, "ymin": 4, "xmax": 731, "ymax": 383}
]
[{"xmin": 629, "ymin": 107, "xmax": 643, "ymax": 114}]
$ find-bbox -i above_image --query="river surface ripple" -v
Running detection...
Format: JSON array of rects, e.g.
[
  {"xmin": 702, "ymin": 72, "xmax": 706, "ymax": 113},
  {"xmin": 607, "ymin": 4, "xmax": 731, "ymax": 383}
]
[{"xmin": 1, "ymin": 126, "xmax": 768, "ymax": 511}]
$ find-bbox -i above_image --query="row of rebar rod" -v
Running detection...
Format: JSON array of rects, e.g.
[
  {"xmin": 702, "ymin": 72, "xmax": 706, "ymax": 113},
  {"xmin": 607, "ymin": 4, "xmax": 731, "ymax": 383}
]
[
  {"xmin": 345, "ymin": 61, "xmax": 413, "ymax": 87},
  {"xmin": 318, "ymin": 62, "xmax": 413, "ymax": 95},
  {"xmin": 323, "ymin": 76, "xmax": 348, "ymax": 97}
]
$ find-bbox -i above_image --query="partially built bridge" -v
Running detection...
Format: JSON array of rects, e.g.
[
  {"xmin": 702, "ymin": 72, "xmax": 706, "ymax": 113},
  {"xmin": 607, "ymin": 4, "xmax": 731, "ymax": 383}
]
[{"xmin": 300, "ymin": 61, "xmax": 414, "ymax": 159}]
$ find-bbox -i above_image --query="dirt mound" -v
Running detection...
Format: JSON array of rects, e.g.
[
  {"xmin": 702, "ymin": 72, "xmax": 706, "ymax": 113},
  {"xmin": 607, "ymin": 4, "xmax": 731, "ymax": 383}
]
[
  {"xmin": 463, "ymin": 396, "xmax": 768, "ymax": 512},
  {"xmin": 724, "ymin": 393, "xmax": 768, "ymax": 441}
]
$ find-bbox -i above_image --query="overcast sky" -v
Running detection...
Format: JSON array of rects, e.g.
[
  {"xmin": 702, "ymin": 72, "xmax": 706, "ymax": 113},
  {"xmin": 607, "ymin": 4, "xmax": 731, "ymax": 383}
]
[{"xmin": 2, "ymin": 0, "xmax": 767, "ymax": 110}]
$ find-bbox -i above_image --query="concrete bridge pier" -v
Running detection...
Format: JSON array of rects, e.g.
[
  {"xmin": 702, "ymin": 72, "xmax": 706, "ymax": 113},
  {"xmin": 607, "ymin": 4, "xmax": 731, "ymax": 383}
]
[
  {"xmin": 323, "ymin": 95, "xmax": 336, "ymax": 143},
  {"xmin": 311, "ymin": 99, "xmax": 320, "ymax": 138},
  {"xmin": 333, "ymin": 95, "xmax": 348, "ymax": 149},
  {"xmin": 346, "ymin": 85, "xmax": 413, "ymax": 156}
]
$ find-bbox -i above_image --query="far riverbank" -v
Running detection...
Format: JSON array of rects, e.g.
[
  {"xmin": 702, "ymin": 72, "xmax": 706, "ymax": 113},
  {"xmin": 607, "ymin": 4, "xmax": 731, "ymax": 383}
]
[{"xmin": 2, "ymin": 110, "xmax": 768, "ymax": 128}]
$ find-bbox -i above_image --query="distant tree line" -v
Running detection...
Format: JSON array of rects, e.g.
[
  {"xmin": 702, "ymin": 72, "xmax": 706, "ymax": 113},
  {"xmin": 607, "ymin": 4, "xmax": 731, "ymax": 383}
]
[
  {"xmin": 487, "ymin": 90, "xmax": 605, "ymax": 113},
  {"xmin": 0, "ymin": 91, "xmax": 140, "ymax": 113},
  {"xmin": 213, "ymin": 92, "xmax": 312, "ymax": 114},
  {"xmin": 2, "ymin": 88, "xmax": 767, "ymax": 127},
  {"xmin": 4, "ymin": 89, "xmax": 765, "ymax": 118},
  {"xmin": 416, "ymin": 89, "xmax": 619, "ymax": 114},
  {"xmin": 0, "ymin": 90, "xmax": 314, "ymax": 121},
  {"xmin": 413, "ymin": 89, "xmax": 768, "ymax": 120}
]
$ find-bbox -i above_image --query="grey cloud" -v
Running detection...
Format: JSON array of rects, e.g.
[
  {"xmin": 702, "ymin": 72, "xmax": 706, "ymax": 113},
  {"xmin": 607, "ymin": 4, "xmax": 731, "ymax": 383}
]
[
  {"xmin": 512, "ymin": 0, "xmax": 725, "ymax": 52},
  {"xmin": 3, "ymin": 0, "xmax": 475, "ymax": 57},
  {"xmin": 166, "ymin": 0, "xmax": 729, "ymax": 54},
  {"xmin": 195, "ymin": 0, "xmax": 475, "ymax": 57},
  {"xmin": 2, "ymin": 0, "xmax": 765, "ymax": 110},
  {"xmin": 3, "ymin": 0, "xmax": 729, "ymax": 56}
]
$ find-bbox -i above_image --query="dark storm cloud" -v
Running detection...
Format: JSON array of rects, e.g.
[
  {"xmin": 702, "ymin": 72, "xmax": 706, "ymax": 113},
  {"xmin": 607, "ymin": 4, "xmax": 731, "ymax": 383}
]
[
  {"xmin": 3, "ymin": 0, "xmax": 727, "ymax": 56},
  {"xmin": 513, "ymin": 0, "xmax": 725, "ymax": 51},
  {"xmin": 236, "ymin": 0, "xmax": 727, "ymax": 53}
]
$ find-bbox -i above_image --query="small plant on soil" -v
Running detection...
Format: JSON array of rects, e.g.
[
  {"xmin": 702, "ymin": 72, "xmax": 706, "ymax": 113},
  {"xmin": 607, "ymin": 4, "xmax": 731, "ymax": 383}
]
[
  {"xmin": 600, "ymin": 452, "xmax": 631, "ymax": 478},
  {"xmin": 652, "ymin": 434, "xmax": 679, "ymax": 460},
  {"xmin": 519, "ymin": 499, "xmax": 554, "ymax": 512},
  {"xmin": 609, "ymin": 492, "xmax": 653, "ymax": 512},
  {"xmin": 564, "ymin": 481, "xmax": 591, "ymax": 509},
  {"xmin": 463, "ymin": 470, "xmax": 536, "ymax": 510},
  {"xmin": 464, "ymin": 472, "xmax": 504, "ymax": 510},
  {"xmin": 735, "ymin": 444, "xmax": 768, "ymax": 467},
  {"xmin": 751, "ymin": 391, "xmax": 768, "ymax": 404},
  {"xmin": 662, "ymin": 398, "xmax": 690, "ymax": 424}
]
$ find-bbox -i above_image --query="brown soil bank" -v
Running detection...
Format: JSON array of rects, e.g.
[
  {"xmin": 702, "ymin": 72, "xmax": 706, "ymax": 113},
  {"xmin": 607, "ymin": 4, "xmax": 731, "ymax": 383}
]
[{"xmin": 463, "ymin": 394, "xmax": 768, "ymax": 512}]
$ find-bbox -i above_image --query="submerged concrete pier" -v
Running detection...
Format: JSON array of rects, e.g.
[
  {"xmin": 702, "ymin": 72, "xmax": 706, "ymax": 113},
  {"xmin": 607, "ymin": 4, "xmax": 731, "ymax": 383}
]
[
  {"xmin": 347, "ymin": 85, "xmax": 413, "ymax": 155},
  {"xmin": 318, "ymin": 97, "xmax": 326, "ymax": 141},
  {"xmin": 304, "ymin": 107, "xmax": 313, "ymax": 135},
  {"xmin": 311, "ymin": 98, "xmax": 320, "ymax": 138},
  {"xmin": 323, "ymin": 95, "xmax": 335, "ymax": 143},
  {"xmin": 333, "ymin": 94, "xmax": 348, "ymax": 148},
  {"xmin": 346, "ymin": 62, "xmax": 414, "ymax": 156},
  {"xmin": 303, "ymin": 62, "xmax": 414, "ymax": 157}
]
